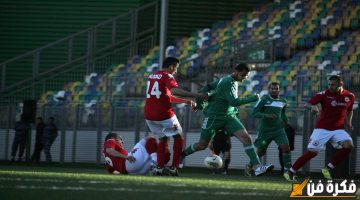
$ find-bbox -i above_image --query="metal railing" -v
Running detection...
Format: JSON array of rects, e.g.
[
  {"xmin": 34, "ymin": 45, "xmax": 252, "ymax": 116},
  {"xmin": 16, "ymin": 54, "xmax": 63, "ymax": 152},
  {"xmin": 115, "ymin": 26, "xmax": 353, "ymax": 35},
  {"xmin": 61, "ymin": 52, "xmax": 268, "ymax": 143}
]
[
  {"xmin": 0, "ymin": 1, "xmax": 159, "ymax": 103},
  {"xmin": 0, "ymin": 103, "xmax": 358, "ymax": 175}
]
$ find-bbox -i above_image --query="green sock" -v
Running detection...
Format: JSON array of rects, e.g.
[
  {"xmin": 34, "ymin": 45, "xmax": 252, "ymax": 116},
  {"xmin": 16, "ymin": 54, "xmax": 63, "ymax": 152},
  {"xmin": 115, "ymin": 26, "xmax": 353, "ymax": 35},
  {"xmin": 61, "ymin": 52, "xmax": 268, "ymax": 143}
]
[
  {"xmin": 183, "ymin": 144, "xmax": 197, "ymax": 156},
  {"xmin": 244, "ymin": 144, "xmax": 260, "ymax": 166},
  {"xmin": 283, "ymin": 153, "xmax": 292, "ymax": 170}
]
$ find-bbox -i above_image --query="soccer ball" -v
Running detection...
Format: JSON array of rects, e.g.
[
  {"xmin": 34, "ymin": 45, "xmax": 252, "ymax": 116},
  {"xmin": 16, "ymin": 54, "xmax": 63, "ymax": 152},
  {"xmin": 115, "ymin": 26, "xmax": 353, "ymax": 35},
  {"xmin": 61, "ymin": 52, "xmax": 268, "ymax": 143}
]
[{"xmin": 204, "ymin": 155, "xmax": 223, "ymax": 169}]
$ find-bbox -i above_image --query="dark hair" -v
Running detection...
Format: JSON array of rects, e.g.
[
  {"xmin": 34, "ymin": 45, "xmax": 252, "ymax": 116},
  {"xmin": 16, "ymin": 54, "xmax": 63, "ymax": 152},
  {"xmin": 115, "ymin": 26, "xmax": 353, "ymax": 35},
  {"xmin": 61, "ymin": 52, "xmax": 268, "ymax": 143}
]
[
  {"xmin": 48, "ymin": 117, "xmax": 55, "ymax": 121},
  {"xmin": 37, "ymin": 117, "xmax": 43, "ymax": 121},
  {"xmin": 162, "ymin": 57, "xmax": 179, "ymax": 69},
  {"xmin": 268, "ymin": 82, "xmax": 280, "ymax": 89},
  {"xmin": 329, "ymin": 75, "xmax": 343, "ymax": 83},
  {"xmin": 105, "ymin": 132, "xmax": 118, "ymax": 141},
  {"xmin": 235, "ymin": 63, "xmax": 250, "ymax": 72}
]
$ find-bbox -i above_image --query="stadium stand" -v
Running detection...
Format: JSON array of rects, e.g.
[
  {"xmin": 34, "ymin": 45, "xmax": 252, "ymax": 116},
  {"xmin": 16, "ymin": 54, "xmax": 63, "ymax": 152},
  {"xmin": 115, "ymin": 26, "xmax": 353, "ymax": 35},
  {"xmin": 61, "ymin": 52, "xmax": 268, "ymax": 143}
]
[{"xmin": 37, "ymin": 0, "xmax": 359, "ymax": 111}]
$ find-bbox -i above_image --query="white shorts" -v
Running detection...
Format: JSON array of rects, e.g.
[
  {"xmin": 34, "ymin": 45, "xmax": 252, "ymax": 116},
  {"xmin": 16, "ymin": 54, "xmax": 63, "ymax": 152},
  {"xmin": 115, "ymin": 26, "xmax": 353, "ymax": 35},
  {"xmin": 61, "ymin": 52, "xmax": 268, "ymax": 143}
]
[
  {"xmin": 125, "ymin": 138, "xmax": 154, "ymax": 175},
  {"xmin": 145, "ymin": 115, "xmax": 182, "ymax": 138},
  {"xmin": 307, "ymin": 129, "xmax": 352, "ymax": 151}
]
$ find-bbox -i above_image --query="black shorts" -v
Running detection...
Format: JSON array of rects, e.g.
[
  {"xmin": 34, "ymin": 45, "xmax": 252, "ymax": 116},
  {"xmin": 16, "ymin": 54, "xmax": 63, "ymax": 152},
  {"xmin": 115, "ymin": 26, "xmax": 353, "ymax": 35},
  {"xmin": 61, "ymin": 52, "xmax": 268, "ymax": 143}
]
[{"xmin": 212, "ymin": 130, "xmax": 231, "ymax": 154}]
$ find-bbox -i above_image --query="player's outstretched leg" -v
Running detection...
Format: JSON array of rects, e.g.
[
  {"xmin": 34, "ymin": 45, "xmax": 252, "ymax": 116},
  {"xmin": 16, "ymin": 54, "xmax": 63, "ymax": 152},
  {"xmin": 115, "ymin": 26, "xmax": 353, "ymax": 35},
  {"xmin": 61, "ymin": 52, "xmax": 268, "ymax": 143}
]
[{"xmin": 181, "ymin": 138, "xmax": 210, "ymax": 168}]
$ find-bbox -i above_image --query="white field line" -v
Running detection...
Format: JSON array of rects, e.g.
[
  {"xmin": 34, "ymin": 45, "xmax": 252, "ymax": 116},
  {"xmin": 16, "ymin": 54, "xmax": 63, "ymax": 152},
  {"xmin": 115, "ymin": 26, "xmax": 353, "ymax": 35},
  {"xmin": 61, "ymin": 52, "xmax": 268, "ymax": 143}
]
[
  {"xmin": 0, "ymin": 185, "xmax": 285, "ymax": 197},
  {"xmin": 0, "ymin": 177, "xmax": 289, "ymax": 192}
]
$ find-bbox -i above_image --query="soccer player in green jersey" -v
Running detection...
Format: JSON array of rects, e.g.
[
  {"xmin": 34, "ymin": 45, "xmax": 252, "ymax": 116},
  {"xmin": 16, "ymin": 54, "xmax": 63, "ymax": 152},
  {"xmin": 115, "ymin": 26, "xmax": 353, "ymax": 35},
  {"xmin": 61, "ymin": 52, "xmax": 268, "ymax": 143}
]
[
  {"xmin": 181, "ymin": 63, "xmax": 274, "ymax": 176},
  {"xmin": 246, "ymin": 82, "xmax": 293, "ymax": 178}
]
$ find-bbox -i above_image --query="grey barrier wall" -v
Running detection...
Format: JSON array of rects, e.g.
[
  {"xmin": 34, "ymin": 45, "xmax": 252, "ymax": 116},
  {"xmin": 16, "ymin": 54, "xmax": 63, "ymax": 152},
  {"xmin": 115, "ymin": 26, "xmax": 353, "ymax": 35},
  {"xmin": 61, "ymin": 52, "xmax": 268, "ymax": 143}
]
[{"xmin": 0, "ymin": 104, "xmax": 359, "ymax": 175}]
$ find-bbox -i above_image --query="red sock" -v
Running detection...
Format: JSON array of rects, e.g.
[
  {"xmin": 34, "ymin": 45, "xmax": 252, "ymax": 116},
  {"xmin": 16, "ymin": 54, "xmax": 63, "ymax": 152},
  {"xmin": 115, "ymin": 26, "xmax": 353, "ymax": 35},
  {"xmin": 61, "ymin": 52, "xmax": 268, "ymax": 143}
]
[
  {"xmin": 165, "ymin": 149, "xmax": 171, "ymax": 165},
  {"xmin": 172, "ymin": 137, "xmax": 184, "ymax": 168},
  {"xmin": 329, "ymin": 148, "xmax": 352, "ymax": 167},
  {"xmin": 292, "ymin": 151, "xmax": 317, "ymax": 171},
  {"xmin": 145, "ymin": 137, "xmax": 157, "ymax": 154},
  {"xmin": 157, "ymin": 139, "xmax": 168, "ymax": 168}
]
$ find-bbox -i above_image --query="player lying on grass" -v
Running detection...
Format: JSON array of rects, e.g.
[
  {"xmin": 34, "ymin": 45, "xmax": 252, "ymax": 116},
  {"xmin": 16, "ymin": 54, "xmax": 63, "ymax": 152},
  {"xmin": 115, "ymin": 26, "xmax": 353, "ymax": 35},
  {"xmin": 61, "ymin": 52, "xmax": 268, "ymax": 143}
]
[{"xmin": 103, "ymin": 132, "xmax": 159, "ymax": 175}]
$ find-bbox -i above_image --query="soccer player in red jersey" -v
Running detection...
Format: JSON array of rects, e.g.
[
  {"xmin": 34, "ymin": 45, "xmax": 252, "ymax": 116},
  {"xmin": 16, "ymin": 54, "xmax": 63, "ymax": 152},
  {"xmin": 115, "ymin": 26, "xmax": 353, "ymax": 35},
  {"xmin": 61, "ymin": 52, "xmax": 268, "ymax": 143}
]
[
  {"xmin": 144, "ymin": 57, "xmax": 207, "ymax": 176},
  {"xmin": 284, "ymin": 75, "xmax": 355, "ymax": 181},
  {"xmin": 103, "ymin": 132, "xmax": 158, "ymax": 175}
]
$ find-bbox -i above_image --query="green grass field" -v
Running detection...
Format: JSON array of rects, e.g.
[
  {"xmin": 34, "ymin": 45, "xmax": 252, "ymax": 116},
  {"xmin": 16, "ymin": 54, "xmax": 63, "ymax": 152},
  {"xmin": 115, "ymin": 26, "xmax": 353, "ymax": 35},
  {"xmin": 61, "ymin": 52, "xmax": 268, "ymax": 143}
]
[{"xmin": 0, "ymin": 163, "xmax": 359, "ymax": 200}]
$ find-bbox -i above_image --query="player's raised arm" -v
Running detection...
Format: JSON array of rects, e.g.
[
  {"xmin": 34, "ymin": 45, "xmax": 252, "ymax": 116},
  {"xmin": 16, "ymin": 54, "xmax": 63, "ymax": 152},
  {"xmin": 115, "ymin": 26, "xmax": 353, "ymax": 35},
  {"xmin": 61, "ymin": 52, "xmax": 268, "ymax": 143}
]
[
  {"xmin": 252, "ymin": 96, "xmax": 271, "ymax": 119},
  {"xmin": 199, "ymin": 79, "xmax": 220, "ymax": 94},
  {"xmin": 170, "ymin": 87, "xmax": 208, "ymax": 100},
  {"xmin": 229, "ymin": 93, "xmax": 259, "ymax": 107},
  {"xmin": 303, "ymin": 91, "xmax": 324, "ymax": 113},
  {"xmin": 303, "ymin": 102, "xmax": 320, "ymax": 113}
]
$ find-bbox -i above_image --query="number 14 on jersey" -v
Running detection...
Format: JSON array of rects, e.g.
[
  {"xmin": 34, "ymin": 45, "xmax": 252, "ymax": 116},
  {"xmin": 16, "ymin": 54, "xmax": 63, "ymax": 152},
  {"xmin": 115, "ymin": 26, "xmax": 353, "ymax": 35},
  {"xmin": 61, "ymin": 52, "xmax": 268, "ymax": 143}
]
[{"xmin": 146, "ymin": 81, "xmax": 162, "ymax": 99}]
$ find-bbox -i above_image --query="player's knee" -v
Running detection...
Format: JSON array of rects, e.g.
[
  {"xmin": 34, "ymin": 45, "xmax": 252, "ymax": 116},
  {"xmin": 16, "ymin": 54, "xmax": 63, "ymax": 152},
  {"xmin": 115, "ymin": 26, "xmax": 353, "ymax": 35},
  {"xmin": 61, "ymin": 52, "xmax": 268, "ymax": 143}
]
[
  {"xmin": 280, "ymin": 145, "xmax": 290, "ymax": 153},
  {"xmin": 159, "ymin": 136, "xmax": 169, "ymax": 142},
  {"xmin": 234, "ymin": 131, "xmax": 250, "ymax": 143},
  {"xmin": 342, "ymin": 140, "xmax": 354, "ymax": 149},
  {"xmin": 145, "ymin": 138, "xmax": 157, "ymax": 154},
  {"xmin": 306, "ymin": 150, "xmax": 319, "ymax": 157},
  {"xmin": 195, "ymin": 142, "xmax": 208, "ymax": 150},
  {"xmin": 147, "ymin": 137, "xmax": 157, "ymax": 144}
]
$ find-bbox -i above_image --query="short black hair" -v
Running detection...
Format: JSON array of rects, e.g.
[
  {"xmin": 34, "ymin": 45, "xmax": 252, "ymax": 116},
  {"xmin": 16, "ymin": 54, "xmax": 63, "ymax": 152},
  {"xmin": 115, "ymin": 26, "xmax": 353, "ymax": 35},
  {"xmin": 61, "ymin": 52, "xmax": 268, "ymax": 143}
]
[
  {"xmin": 269, "ymin": 82, "xmax": 280, "ymax": 89},
  {"xmin": 329, "ymin": 75, "xmax": 343, "ymax": 83},
  {"xmin": 235, "ymin": 63, "xmax": 250, "ymax": 72},
  {"xmin": 162, "ymin": 57, "xmax": 179, "ymax": 69},
  {"xmin": 105, "ymin": 132, "xmax": 119, "ymax": 141},
  {"xmin": 48, "ymin": 117, "xmax": 55, "ymax": 121}
]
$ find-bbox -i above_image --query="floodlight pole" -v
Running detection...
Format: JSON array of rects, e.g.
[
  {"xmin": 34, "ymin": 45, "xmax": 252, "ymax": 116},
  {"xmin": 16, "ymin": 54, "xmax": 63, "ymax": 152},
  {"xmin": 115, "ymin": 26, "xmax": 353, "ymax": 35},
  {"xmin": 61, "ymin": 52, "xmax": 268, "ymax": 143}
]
[{"xmin": 159, "ymin": 0, "xmax": 168, "ymax": 70}]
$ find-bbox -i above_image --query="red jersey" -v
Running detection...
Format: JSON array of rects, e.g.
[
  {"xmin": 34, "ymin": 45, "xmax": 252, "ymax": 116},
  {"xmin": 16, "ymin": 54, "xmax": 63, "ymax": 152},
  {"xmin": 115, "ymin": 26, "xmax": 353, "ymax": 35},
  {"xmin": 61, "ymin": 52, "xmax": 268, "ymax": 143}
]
[
  {"xmin": 103, "ymin": 139, "xmax": 128, "ymax": 174},
  {"xmin": 144, "ymin": 71, "xmax": 179, "ymax": 120},
  {"xmin": 308, "ymin": 89, "xmax": 355, "ymax": 130}
]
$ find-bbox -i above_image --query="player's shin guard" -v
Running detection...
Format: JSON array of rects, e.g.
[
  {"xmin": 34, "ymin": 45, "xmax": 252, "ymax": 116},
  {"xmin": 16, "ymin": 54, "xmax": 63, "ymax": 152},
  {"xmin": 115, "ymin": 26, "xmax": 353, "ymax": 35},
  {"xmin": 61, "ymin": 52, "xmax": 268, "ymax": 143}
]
[
  {"xmin": 291, "ymin": 151, "xmax": 317, "ymax": 171},
  {"xmin": 244, "ymin": 144, "xmax": 261, "ymax": 166},
  {"xmin": 328, "ymin": 148, "xmax": 352, "ymax": 168},
  {"xmin": 145, "ymin": 137, "xmax": 157, "ymax": 154},
  {"xmin": 172, "ymin": 137, "xmax": 184, "ymax": 168},
  {"xmin": 157, "ymin": 139, "xmax": 169, "ymax": 168}
]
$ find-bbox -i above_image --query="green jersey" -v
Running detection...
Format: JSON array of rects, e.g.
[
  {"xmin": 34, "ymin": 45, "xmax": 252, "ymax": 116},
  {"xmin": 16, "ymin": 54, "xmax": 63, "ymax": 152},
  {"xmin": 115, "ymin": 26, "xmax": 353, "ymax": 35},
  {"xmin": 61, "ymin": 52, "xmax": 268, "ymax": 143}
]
[
  {"xmin": 197, "ymin": 75, "xmax": 258, "ymax": 117},
  {"xmin": 252, "ymin": 95, "xmax": 288, "ymax": 134}
]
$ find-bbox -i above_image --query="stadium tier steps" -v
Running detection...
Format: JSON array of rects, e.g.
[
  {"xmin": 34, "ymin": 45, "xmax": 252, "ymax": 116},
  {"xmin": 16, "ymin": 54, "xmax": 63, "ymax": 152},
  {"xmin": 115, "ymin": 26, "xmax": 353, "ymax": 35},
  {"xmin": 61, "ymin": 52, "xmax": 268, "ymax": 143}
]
[{"xmin": 40, "ymin": 0, "xmax": 360, "ymax": 108}]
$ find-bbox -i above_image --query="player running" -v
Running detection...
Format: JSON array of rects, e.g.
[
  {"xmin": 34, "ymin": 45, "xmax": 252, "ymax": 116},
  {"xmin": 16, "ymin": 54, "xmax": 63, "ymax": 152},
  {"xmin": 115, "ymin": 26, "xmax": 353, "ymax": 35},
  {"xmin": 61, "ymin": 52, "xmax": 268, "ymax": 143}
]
[
  {"xmin": 284, "ymin": 75, "xmax": 355, "ymax": 181},
  {"xmin": 144, "ymin": 57, "xmax": 208, "ymax": 176},
  {"xmin": 181, "ymin": 63, "xmax": 274, "ymax": 176},
  {"xmin": 245, "ymin": 82, "xmax": 293, "ymax": 177}
]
